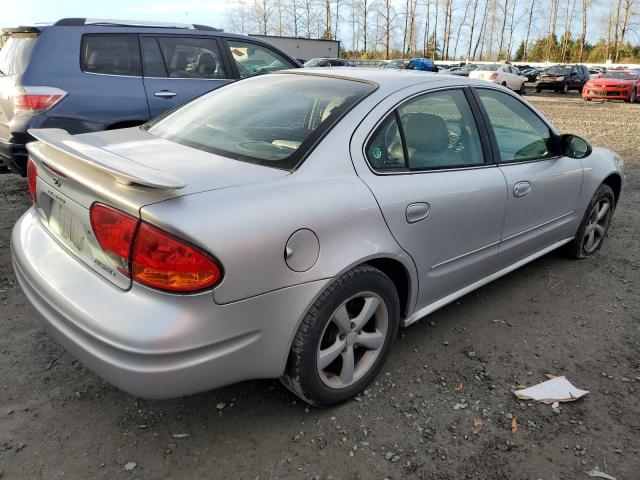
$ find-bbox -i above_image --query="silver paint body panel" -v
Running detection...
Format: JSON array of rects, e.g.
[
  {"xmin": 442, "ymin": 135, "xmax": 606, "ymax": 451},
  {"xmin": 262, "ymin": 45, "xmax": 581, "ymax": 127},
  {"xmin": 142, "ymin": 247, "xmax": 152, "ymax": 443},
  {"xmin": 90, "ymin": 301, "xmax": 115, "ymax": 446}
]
[{"xmin": 11, "ymin": 69, "xmax": 624, "ymax": 398}]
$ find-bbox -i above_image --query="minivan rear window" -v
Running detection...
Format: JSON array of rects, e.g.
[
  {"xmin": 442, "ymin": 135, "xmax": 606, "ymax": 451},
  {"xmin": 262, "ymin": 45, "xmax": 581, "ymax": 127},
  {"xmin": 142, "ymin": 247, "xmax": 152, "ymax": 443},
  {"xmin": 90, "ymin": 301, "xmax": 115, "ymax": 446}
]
[
  {"xmin": 0, "ymin": 33, "xmax": 39, "ymax": 76},
  {"xmin": 80, "ymin": 34, "xmax": 142, "ymax": 76},
  {"xmin": 144, "ymin": 73, "xmax": 376, "ymax": 170}
]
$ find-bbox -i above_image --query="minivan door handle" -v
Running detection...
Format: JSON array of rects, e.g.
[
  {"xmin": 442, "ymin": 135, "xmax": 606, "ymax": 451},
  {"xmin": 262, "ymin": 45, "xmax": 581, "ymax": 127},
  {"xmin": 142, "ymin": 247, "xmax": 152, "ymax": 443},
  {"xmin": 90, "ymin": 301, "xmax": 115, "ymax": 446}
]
[
  {"xmin": 154, "ymin": 90, "xmax": 177, "ymax": 98},
  {"xmin": 513, "ymin": 181, "xmax": 532, "ymax": 198},
  {"xmin": 406, "ymin": 202, "xmax": 431, "ymax": 223}
]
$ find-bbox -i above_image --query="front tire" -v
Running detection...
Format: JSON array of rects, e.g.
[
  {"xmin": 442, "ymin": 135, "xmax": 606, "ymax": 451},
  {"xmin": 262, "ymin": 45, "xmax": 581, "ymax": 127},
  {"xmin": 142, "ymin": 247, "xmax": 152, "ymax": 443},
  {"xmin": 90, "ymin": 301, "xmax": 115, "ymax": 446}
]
[
  {"xmin": 281, "ymin": 265, "xmax": 400, "ymax": 406},
  {"xmin": 561, "ymin": 82, "xmax": 569, "ymax": 94},
  {"xmin": 519, "ymin": 82, "xmax": 526, "ymax": 95},
  {"xmin": 628, "ymin": 88, "xmax": 637, "ymax": 103},
  {"xmin": 565, "ymin": 184, "xmax": 615, "ymax": 259}
]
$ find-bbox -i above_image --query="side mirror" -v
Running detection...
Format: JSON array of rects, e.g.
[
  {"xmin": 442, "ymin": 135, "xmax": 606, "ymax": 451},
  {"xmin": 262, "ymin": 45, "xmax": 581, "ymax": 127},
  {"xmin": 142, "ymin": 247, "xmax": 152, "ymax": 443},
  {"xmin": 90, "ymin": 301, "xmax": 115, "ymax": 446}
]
[{"xmin": 559, "ymin": 134, "xmax": 592, "ymax": 159}]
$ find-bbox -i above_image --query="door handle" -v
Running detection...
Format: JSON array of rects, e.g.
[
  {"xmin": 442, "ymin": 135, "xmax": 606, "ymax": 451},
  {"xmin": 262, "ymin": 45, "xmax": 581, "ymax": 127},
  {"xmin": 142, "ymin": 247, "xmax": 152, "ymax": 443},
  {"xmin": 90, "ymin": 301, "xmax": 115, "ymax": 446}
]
[
  {"xmin": 154, "ymin": 90, "xmax": 177, "ymax": 98},
  {"xmin": 513, "ymin": 181, "xmax": 531, "ymax": 198},
  {"xmin": 406, "ymin": 202, "xmax": 431, "ymax": 224}
]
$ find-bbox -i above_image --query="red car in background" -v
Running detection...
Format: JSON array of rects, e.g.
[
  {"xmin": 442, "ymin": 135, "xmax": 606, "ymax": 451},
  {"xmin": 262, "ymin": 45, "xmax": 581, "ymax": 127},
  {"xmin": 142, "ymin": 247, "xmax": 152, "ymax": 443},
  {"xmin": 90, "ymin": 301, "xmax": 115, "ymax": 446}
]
[{"xmin": 582, "ymin": 70, "xmax": 640, "ymax": 102}]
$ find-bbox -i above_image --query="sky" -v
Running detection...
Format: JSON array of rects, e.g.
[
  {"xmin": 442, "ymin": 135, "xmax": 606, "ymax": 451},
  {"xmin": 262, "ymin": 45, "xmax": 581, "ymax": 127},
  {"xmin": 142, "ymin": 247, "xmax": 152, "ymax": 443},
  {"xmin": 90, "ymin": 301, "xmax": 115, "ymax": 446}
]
[{"xmin": 0, "ymin": 0, "xmax": 229, "ymax": 30}]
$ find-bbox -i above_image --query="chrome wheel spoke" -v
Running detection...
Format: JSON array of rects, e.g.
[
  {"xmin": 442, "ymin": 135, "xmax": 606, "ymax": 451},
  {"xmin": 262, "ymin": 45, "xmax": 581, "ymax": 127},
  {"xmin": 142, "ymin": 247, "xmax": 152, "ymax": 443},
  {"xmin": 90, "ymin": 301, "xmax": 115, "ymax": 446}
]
[
  {"xmin": 596, "ymin": 201, "xmax": 610, "ymax": 221},
  {"xmin": 332, "ymin": 304, "xmax": 351, "ymax": 333},
  {"xmin": 339, "ymin": 346, "xmax": 355, "ymax": 385},
  {"xmin": 318, "ymin": 338, "xmax": 345, "ymax": 370},
  {"xmin": 585, "ymin": 229, "xmax": 596, "ymax": 251},
  {"xmin": 355, "ymin": 330, "xmax": 384, "ymax": 350},
  {"xmin": 352, "ymin": 296, "xmax": 380, "ymax": 331},
  {"xmin": 595, "ymin": 223, "xmax": 606, "ymax": 236}
]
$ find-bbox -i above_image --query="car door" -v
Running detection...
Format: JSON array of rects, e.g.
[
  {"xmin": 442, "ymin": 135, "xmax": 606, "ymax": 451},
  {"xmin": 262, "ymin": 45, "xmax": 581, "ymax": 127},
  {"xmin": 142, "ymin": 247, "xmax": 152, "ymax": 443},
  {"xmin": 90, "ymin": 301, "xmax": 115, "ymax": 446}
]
[
  {"xmin": 140, "ymin": 35, "xmax": 234, "ymax": 117},
  {"xmin": 473, "ymin": 87, "xmax": 583, "ymax": 265},
  {"xmin": 351, "ymin": 86, "xmax": 508, "ymax": 310}
]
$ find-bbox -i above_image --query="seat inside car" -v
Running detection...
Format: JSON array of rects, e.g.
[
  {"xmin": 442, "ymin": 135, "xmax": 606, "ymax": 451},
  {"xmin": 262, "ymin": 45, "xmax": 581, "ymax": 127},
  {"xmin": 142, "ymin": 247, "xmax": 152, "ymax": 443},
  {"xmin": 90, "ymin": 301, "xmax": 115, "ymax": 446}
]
[
  {"xmin": 402, "ymin": 113, "xmax": 461, "ymax": 168},
  {"xmin": 170, "ymin": 51, "xmax": 189, "ymax": 75},
  {"xmin": 196, "ymin": 52, "xmax": 217, "ymax": 76}
]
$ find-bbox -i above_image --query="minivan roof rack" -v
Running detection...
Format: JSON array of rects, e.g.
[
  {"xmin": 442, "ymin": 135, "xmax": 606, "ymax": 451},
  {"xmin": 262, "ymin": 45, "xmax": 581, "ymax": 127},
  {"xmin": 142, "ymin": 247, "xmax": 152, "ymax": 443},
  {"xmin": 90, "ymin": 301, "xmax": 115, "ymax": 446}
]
[{"xmin": 53, "ymin": 18, "xmax": 222, "ymax": 31}]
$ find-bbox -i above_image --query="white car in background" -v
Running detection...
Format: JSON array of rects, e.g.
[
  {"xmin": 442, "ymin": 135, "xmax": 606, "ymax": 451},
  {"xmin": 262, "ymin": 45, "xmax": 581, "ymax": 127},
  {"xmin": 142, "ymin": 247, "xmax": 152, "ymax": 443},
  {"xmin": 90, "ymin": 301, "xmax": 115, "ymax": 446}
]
[{"xmin": 469, "ymin": 64, "xmax": 527, "ymax": 94}]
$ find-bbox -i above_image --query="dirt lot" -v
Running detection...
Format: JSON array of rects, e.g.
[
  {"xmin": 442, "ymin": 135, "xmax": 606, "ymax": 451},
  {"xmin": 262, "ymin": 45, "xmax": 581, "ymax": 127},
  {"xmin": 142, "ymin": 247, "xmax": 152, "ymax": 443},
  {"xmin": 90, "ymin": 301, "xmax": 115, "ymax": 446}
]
[{"xmin": 1, "ymin": 92, "xmax": 639, "ymax": 479}]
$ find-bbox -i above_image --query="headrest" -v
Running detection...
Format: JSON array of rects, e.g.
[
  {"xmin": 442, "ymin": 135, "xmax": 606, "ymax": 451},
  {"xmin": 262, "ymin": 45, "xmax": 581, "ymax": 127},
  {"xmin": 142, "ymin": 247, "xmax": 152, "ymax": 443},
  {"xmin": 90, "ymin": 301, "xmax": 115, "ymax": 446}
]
[{"xmin": 402, "ymin": 113, "xmax": 449, "ymax": 152}]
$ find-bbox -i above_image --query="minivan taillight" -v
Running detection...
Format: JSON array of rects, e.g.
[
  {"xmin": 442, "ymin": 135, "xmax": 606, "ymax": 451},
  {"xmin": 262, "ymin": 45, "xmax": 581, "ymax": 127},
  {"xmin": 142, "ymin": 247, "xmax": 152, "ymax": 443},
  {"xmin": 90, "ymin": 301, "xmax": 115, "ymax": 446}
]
[
  {"xmin": 14, "ymin": 86, "xmax": 67, "ymax": 115},
  {"xmin": 89, "ymin": 203, "xmax": 222, "ymax": 292},
  {"xmin": 90, "ymin": 204, "xmax": 138, "ymax": 276},
  {"xmin": 27, "ymin": 156, "xmax": 37, "ymax": 203},
  {"xmin": 132, "ymin": 223, "xmax": 222, "ymax": 292}
]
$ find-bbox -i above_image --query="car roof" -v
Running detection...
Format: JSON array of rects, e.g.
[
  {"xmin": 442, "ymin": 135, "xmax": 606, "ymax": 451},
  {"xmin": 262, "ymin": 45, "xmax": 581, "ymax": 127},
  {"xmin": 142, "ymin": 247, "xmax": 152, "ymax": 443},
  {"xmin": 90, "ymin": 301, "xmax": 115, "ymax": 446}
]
[{"xmin": 283, "ymin": 67, "xmax": 477, "ymax": 92}]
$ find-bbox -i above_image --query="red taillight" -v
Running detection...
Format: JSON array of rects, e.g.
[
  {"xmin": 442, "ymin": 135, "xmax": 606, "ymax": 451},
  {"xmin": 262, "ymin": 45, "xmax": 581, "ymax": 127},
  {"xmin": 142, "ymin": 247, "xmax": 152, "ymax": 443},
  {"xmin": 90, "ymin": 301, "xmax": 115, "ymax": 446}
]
[
  {"xmin": 90, "ymin": 204, "xmax": 139, "ymax": 276},
  {"xmin": 490, "ymin": 73, "xmax": 498, "ymax": 80},
  {"xmin": 132, "ymin": 223, "xmax": 222, "ymax": 292},
  {"xmin": 14, "ymin": 86, "xmax": 67, "ymax": 115},
  {"xmin": 27, "ymin": 157, "xmax": 38, "ymax": 203}
]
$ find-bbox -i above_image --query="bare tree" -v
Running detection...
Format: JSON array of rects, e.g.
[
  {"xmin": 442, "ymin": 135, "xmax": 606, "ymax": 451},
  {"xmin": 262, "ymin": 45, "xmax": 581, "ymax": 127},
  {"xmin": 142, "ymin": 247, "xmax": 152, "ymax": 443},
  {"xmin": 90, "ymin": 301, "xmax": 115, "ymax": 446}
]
[
  {"xmin": 466, "ymin": 0, "xmax": 481, "ymax": 60},
  {"xmin": 506, "ymin": 0, "xmax": 519, "ymax": 59},
  {"xmin": 617, "ymin": 0, "xmax": 637, "ymax": 60},
  {"xmin": 497, "ymin": 0, "xmax": 510, "ymax": 59},
  {"xmin": 226, "ymin": 1, "xmax": 250, "ymax": 34},
  {"xmin": 523, "ymin": 0, "xmax": 536, "ymax": 60},
  {"xmin": 474, "ymin": 0, "xmax": 490, "ymax": 59},
  {"xmin": 579, "ymin": 0, "xmax": 588, "ymax": 61},
  {"xmin": 377, "ymin": 0, "xmax": 398, "ymax": 59}
]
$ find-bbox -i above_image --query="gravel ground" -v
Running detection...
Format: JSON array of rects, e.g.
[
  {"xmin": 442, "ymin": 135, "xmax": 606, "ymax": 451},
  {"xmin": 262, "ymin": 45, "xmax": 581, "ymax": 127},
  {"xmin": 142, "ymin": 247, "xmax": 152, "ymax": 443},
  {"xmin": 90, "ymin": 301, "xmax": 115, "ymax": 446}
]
[{"xmin": 1, "ymin": 92, "xmax": 639, "ymax": 479}]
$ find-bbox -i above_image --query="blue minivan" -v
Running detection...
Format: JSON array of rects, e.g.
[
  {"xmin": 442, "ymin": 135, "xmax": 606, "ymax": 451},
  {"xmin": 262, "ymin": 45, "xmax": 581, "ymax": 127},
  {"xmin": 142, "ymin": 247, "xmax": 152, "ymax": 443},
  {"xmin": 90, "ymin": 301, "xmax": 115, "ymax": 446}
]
[{"xmin": 0, "ymin": 18, "xmax": 302, "ymax": 174}]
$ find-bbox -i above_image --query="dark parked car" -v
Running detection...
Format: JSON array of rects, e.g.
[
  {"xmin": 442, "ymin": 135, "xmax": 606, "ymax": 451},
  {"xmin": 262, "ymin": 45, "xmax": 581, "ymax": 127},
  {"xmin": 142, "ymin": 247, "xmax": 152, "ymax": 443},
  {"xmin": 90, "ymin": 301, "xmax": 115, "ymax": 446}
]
[
  {"xmin": 447, "ymin": 63, "xmax": 479, "ymax": 77},
  {"xmin": 520, "ymin": 68, "xmax": 543, "ymax": 82},
  {"xmin": 0, "ymin": 18, "xmax": 302, "ymax": 174},
  {"xmin": 303, "ymin": 58, "xmax": 352, "ymax": 67},
  {"xmin": 535, "ymin": 64, "xmax": 589, "ymax": 94},
  {"xmin": 381, "ymin": 59, "xmax": 408, "ymax": 69}
]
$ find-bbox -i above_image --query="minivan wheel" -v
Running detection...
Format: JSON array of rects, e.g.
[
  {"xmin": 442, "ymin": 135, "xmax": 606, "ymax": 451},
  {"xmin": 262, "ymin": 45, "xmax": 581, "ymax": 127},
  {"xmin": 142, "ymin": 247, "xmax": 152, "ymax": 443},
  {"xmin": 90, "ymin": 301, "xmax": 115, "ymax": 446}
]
[
  {"xmin": 565, "ymin": 184, "xmax": 615, "ymax": 259},
  {"xmin": 281, "ymin": 265, "xmax": 400, "ymax": 406}
]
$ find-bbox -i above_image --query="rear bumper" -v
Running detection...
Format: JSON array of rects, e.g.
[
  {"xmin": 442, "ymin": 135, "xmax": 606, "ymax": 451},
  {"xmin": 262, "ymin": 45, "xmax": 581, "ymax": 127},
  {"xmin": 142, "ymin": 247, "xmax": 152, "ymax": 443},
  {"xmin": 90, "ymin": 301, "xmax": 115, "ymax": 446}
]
[
  {"xmin": 11, "ymin": 208, "xmax": 328, "ymax": 398},
  {"xmin": 0, "ymin": 137, "xmax": 28, "ymax": 174}
]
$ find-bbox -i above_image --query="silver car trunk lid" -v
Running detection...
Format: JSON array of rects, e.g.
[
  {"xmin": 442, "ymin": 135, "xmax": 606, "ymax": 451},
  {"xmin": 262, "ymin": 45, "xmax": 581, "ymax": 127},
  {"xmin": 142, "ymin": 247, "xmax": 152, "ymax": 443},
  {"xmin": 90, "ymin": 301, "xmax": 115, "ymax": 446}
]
[{"xmin": 27, "ymin": 127, "xmax": 288, "ymax": 289}]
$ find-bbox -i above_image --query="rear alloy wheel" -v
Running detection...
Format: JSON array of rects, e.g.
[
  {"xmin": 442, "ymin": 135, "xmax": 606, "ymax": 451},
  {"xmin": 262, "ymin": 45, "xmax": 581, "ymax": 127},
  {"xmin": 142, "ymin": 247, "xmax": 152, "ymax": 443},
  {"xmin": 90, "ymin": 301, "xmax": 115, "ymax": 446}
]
[
  {"xmin": 565, "ymin": 184, "xmax": 615, "ymax": 259},
  {"xmin": 561, "ymin": 82, "xmax": 569, "ymax": 94},
  {"xmin": 281, "ymin": 265, "xmax": 399, "ymax": 406}
]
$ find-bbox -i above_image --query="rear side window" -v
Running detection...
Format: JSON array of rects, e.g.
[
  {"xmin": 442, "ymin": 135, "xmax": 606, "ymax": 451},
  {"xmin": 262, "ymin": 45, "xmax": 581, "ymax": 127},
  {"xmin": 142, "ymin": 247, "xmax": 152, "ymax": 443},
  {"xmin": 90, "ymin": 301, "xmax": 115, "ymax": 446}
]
[
  {"xmin": 0, "ymin": 33, "xmax": 39, "ymax": 76},
  {"xmin": 366, "ymin": 89, "xmax": 485, "ymax": 171},
  {"xmin": 226, "ymin": 40, "xmax": 296, "ymax": 79},
  {"xmin": 144, "ymin": 36, "xmax": 227, "ymax": 79},
  {"xmin": 81, "ymin": 35, "xmax": 141, "ymax": 76}
]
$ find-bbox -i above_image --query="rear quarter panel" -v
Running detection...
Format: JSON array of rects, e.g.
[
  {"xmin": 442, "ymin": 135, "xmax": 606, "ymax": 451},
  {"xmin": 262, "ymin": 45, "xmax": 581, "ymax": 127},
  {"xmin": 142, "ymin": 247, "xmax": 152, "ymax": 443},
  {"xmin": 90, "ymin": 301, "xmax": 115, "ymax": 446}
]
[{"xmin": 139, "ymin": 130, "xmax": 418, "ymax": 307}]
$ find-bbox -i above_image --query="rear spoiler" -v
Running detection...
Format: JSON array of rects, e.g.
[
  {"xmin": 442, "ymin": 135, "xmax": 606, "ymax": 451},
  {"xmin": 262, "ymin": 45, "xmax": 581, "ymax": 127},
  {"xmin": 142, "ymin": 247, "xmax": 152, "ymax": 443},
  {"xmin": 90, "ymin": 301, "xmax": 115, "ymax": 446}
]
[{"xmin": 28, "ymin": 129, "xmax": 186, "ymax": 190}]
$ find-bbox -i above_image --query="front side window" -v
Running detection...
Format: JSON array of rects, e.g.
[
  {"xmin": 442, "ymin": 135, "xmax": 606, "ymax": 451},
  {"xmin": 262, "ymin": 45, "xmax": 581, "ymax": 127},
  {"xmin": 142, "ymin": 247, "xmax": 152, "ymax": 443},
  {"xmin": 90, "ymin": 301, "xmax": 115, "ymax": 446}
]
[
  {"xmin": 366, "ymin": 89, "xmax": 485, "ymax": 171},
  {"xmin": 226, "ymin": 40, "xmax": 296, "ymax": 78},
  {"xmin": 144, "ymin": 74, "xmax": 375, "ymax": 170},
  {"xmin": 80, "ymin": 34, "xmax": 141, "ymax": 76},
  {"xmin": 143, "ymin": 36, "xmax": 227, "ymax": 79},
  {"xmin": 476, "ymin": 88, "xmax": 554, "ymax": 162}
]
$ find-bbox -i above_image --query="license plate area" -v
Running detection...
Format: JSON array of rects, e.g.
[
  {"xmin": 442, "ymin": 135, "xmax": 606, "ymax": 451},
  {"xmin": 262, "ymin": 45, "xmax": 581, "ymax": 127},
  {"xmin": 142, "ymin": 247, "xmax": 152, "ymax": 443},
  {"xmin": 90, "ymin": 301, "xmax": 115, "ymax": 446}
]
[{"xmin": 36, "ymin": 182, "xmax": 132, "ymax": 290}]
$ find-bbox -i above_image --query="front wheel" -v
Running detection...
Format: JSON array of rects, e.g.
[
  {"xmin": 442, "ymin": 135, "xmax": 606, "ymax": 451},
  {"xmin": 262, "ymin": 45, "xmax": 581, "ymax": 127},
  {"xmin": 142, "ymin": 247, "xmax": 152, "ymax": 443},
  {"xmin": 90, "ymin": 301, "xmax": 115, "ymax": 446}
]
[
  {"xmin": 628, "ymin": 88, "xmax": 637, "ymax": 103},
  {"xmin": 565, "ymin": 184, "xmax": 615, "ymax": 259},
  {"xmin": 519, "ymin": 82, "xmax": 526, "ymax": 95},
  {"xmin": 561, "ymin": 82, "xmax": 569, "ymax": 94},
  {"xmin": 281, "ymin": 265, "xmax": 400, "ymax": 406}
]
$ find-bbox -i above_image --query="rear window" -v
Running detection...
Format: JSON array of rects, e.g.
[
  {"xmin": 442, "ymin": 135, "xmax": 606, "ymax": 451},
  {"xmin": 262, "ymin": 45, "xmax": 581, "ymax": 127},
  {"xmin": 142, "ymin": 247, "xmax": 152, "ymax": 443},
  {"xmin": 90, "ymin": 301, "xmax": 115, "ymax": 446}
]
[
  {"xmin": 476, "ymin": 64, "xmax": 499, "ymax": 71},
  {"xmin": 144, "ymin": 74, "xmax": 376, "ymax": 170},
  {"xmin": 0, "ymin": 33, "xmax": 39, "ymax": 76},
  {"xmin": 80, "ymin": 34, "xmax": 141, "ymax": 76}
]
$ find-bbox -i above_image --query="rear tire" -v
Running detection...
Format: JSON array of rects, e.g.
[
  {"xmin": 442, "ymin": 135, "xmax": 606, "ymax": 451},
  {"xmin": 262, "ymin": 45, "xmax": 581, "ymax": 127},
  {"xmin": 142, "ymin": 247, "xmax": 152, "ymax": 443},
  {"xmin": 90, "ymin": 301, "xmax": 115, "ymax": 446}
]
[
  {"xmin": 501, "ymin": 81, "xmax": 507, "ymax": 87},
  {"xmin": 561, "ymin": 82, "xmax": 569, "ymax": 94},
  {"xmin": 281, "ymin": 265, "xmax": 400, "ymax": 406},
  {"xmin": 565, "ymin": 184, "xmax": 615, "ymax": 259}
]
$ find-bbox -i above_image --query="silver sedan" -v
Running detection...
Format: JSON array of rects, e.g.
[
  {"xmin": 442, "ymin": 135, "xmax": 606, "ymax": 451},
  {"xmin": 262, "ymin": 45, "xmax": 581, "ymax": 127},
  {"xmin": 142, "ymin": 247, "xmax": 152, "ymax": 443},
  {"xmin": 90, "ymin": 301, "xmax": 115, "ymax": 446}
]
[{"xmin": 12, "ymin": 69, "xmax": 624, "ymax": 406}]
